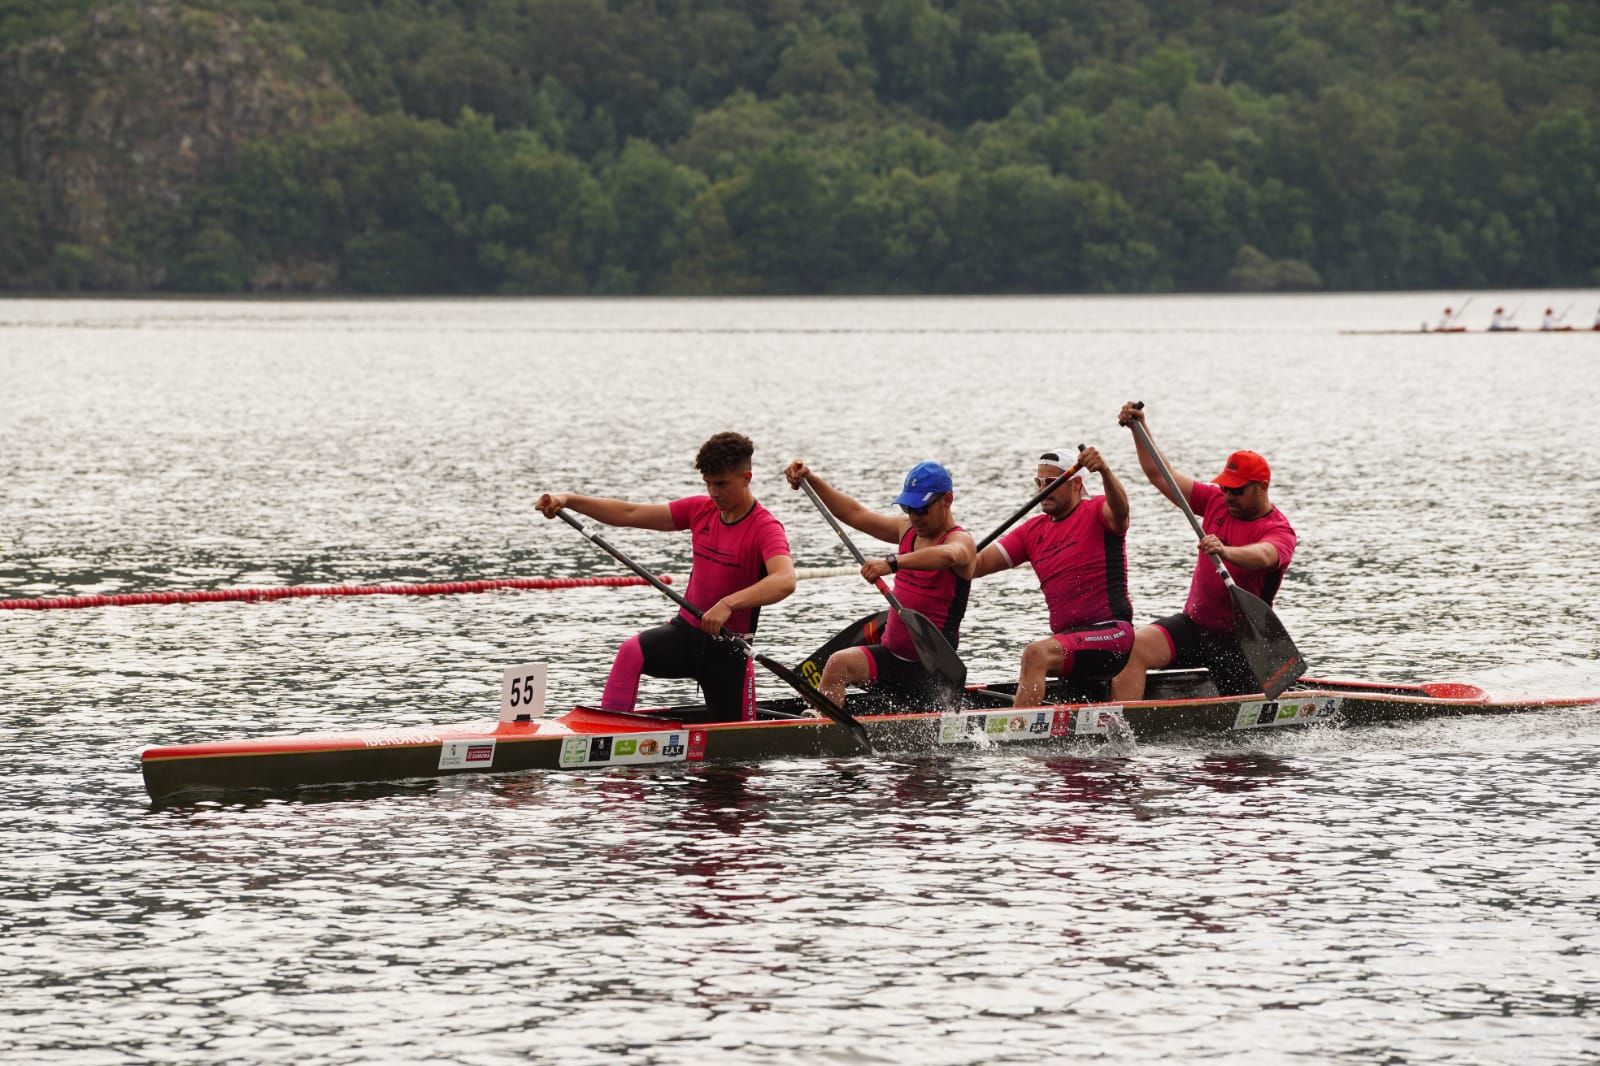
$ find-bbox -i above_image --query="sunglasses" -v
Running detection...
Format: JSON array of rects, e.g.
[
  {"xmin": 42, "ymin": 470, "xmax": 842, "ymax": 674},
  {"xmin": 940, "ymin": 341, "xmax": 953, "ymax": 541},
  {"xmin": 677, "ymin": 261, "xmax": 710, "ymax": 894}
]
[
  {"xmin": 1221, "ymin": 484, "xmax": 1250, "ymax": 496},
  {"xmin": 1033, "ymin": 475, "xmax": 1072, "ymax": 489},
  {"xmin": 901, "ymin": 502, "xmax": 933, "ymax": 517}
]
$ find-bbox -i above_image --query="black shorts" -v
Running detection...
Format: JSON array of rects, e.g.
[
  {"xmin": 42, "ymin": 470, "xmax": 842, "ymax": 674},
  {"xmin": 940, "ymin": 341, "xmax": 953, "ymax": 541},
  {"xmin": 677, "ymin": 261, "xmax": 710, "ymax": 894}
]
[
  {"xmin": 638, "ymin": 617, "xmax": 752, "ymax": 721},
  {"xmin": 862, "ymin": 644, "xmax": 943, "ymax": 710},
  {"xmin": 1151, "ymin": 613, "xmax": 1257, "ymax": 696}
]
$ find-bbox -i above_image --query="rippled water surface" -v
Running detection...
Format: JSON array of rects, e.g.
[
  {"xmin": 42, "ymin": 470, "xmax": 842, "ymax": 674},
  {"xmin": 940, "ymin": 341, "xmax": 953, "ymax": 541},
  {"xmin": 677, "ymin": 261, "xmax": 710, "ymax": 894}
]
[{"xmin": 4, "ymin": 295, "xmax": 1600, "ymax": 1063}]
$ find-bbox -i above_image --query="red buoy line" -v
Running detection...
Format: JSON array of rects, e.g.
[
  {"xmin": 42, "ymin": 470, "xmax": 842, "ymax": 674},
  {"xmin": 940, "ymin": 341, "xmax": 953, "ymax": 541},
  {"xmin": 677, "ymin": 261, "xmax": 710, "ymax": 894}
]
[
  {"xmin": 0, "ymin": 574, "xmax": 670, "ymax": 612},
  {"xmin": 0, "ymin": 566, "xmax": 860, "ymax": 613}
]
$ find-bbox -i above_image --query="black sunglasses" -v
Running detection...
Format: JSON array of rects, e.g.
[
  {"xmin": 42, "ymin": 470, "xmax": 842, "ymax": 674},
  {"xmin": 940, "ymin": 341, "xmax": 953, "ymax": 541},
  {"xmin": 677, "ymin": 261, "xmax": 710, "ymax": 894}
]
[
  {"xmin": 1221, "ymin": 484, "xmax": 1250, "ymax": 496},
  {"xmin": 901, "ymin": 502, "xmax": 933, "ymax": 516}
]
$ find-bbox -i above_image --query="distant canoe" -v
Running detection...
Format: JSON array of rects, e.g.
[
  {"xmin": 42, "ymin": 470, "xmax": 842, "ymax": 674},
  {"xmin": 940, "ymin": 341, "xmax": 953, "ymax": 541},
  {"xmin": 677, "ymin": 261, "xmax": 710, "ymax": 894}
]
[{"xmin": 1339, "ymin": 327, "xmax": 1591, "ymax": 335}]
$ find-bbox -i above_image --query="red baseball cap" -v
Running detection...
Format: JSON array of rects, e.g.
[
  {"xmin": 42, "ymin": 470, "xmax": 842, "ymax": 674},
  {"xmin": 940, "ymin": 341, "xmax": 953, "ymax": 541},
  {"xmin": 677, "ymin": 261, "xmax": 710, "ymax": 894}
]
[{"xmin": 1213, "ymin": 450, "xmax": 1271, "ymax": 488}]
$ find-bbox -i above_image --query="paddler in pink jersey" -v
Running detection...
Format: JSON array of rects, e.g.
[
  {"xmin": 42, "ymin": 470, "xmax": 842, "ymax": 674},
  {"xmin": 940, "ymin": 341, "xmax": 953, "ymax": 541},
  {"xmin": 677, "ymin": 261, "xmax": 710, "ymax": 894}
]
[
  {"xmin": 1110, "ymin": 403, "xmax": 1297, "ymax": 699},
  {"xmin": 973, "ymin": 445, "xmax": 1133, "ymax": 707},
  {"xmin": 536, "ymin": 432, "xmax": 796, "ymax": 721},
  {"xmin": 784, "ymin": 458, "xmax": 977, "ymax": 710}
]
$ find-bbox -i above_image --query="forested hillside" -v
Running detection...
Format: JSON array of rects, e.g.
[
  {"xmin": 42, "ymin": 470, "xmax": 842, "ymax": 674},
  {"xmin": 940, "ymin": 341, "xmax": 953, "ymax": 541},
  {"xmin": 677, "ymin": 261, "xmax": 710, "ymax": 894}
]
[{"xmin": 2, "ymin": 0, "xmax": 1596, "ymax": 294}]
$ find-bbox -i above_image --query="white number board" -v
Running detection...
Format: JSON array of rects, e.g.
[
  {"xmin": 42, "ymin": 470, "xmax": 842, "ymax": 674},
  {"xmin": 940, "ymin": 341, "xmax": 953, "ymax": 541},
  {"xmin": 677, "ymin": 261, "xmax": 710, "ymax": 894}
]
[{"xmin": 500, "ymin": 663, "xmax": 547, "ymax": 722}]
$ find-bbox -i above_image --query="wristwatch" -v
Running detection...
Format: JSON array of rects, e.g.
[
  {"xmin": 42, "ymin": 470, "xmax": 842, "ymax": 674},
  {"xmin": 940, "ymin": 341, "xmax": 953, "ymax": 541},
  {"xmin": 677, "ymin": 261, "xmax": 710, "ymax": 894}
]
[{"xmin": 886, "ymin": 555, "xmax": 898, "ymax": 573}]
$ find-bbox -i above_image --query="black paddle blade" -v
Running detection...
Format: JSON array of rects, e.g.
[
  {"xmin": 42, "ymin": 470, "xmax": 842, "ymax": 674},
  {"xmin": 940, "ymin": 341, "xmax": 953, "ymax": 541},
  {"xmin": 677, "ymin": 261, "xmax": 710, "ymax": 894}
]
[
  {"xmin": 898, "ymin": 608, "xmax": 968, "ymax": 692},
  {"xmin": 753, "ymin": 653, "xmax": 874, "ymax": 754},
  {"xmin": 1229, "ymin": 586, "xmax": 1307, "ymax": 699},
  {"xmin": 793, "ymin": 611, "xmax": 890, "ymax": 689}
]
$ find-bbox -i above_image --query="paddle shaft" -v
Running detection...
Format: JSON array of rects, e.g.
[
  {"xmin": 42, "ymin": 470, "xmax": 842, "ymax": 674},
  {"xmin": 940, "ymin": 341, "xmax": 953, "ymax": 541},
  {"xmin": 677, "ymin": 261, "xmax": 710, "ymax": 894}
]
[
  {"xmin": 1125, "ymin": 417, "xmax": 1236, "ymax": 586},
  {"xmin": 1446, "ymin": 296, "xmax": 1472, "ymax": 327},
  {"xmin": 797, "ymin": 480, "xmax": 908, "ymax": 611},
  {"xmin": 556, "ymin": 508, "xmax": 703, "ymax": 619},
  {"xmin": 974, "ymin": 445, "xmax": 1086, "ymax": 552}
]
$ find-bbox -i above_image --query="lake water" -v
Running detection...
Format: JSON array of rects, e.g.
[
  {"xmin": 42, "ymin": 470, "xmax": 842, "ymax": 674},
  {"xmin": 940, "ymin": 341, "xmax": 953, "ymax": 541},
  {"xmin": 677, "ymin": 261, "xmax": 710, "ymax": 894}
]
[{"xmin": 3, "ymin": 294, "xmax": 1599, "ymax": 1063}]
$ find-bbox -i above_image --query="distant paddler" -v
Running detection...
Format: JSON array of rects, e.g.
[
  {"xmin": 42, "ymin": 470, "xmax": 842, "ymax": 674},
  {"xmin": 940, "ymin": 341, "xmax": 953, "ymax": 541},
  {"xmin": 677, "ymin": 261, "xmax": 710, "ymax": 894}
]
[
  {"xmin": 784, "ymin": 459, "xmax": 975, "ymax": 709},
  {"xmin": 1540, "ymin": 305, "xmax": 1574, "ymax": 332},
  {"xmin": 1111, "ymin": 403, "xmax": 1299, "ymax": 700},
  {"xmin": 972, "ymin": 446, "xmax": 1134, "ymax": 708},
  {"xmin": 1432, "ymin": 303, "xmax": 1467, "ymax": 332},
  {"xmin": 1489, "ymin": 305, "xmax": 1521, "ymax": 332},
  {"xmin": 536, "ymin": 431, "xmax": 796, "ymax": 721}
]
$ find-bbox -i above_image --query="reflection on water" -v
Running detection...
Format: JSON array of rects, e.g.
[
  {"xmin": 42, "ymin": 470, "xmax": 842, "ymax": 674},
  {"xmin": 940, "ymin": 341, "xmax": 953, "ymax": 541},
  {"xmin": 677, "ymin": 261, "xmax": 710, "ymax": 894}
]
[{"xmin": 3, "ymin": 295, "xmax": 1600, "ymax": 1063}]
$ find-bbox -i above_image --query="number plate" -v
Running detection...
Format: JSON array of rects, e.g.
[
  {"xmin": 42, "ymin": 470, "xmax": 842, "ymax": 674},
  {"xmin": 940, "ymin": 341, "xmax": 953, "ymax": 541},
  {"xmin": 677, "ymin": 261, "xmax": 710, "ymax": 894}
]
[{"xmin": 500, "ymin": 663, "xmax": 547, "ymax": 722}]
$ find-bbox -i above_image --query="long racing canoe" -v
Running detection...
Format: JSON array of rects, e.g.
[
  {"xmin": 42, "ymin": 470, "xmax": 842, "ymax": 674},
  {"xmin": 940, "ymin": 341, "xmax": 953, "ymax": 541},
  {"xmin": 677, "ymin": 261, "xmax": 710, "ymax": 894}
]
[{"xmin": 139, "ymin": 670, "xmax": 1597, "ymax": 804}]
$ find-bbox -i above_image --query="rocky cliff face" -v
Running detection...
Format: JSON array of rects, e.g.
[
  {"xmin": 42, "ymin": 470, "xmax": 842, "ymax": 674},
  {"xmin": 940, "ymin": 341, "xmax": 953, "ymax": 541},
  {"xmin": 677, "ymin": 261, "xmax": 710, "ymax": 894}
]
[{"xmin": 0, "ymin": 2, "xmax": 353, "ymax": 288}]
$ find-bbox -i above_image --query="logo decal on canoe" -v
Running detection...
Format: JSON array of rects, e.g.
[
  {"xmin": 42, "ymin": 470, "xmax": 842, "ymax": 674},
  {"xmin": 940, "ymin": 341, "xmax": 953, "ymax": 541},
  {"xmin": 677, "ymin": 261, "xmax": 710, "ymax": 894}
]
[
  {"xmin": 1072, "ymin": 707, "xmax": 1128, "ymax": 736},
  {"xmin": 438, "ymin": 738, "xmax": 496, "ymax": 770},
  {"xmin": 1233, "ymin": 697, "xmax": 1340, "ymax": 730},
  {"xmin": 558, "ymin": 730, "xmax": 702, "ymax": 769},
  {"xmin": 938, "ymin": 709, "xmax": 1072, "ymax": 744}
]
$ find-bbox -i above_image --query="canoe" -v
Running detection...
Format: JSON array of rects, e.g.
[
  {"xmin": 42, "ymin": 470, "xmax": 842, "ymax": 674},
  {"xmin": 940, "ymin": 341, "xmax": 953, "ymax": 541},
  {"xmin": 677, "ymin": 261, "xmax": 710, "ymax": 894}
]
[{"xmin": 138, "ymin": 670, "xmax": 1597, "ymax": 804}]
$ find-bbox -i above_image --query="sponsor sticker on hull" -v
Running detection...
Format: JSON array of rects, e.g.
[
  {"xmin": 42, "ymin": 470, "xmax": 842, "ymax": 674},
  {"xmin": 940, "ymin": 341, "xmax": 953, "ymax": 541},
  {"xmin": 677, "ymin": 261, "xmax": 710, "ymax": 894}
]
[
  {"xmin": 938, "ymin": 709, "xmax": 1072, "ymax": 744},
  {"xmin": 558, "ymin": 730, "xmax": 705, "ymax": 769},
  {"xmin": 1232, "ymin": 696, "xmax": 1341, "ymax": 730},
  {"xmin": 438, "ymin": 738, "xmax": 496, "ymax": 770},
  {"xmin": 1071, "ymin": 706, "xmax": 1129, "ymax": 736}
]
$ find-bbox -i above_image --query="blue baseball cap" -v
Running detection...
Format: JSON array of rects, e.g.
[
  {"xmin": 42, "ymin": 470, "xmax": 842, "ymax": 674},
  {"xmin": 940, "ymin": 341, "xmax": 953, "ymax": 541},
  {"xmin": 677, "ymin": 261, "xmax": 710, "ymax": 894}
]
[{"xmin": 893, "ymin": 461, "xmax": 953, "ymax": 508}]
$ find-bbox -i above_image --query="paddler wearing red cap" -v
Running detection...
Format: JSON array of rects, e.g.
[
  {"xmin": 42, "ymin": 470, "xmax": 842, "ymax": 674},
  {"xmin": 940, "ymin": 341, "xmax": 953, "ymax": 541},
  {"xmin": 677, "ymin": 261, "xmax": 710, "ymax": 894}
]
[
  {"xmin": 1110, "ymin": 403, "xmax": 1297, "ymax": 699},
  {"xmin": 784, "ymin": 458, "xmax": 976, "ymax": 709},
  {"xmin": 972, "ymin": 445, "xmax": 1134, "ymax": 708}
]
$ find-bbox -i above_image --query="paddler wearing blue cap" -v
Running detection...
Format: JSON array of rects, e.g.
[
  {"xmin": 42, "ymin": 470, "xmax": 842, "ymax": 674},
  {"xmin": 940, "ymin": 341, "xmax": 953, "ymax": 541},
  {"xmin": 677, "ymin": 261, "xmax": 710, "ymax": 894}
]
[{"xmin": 784, "ymin": 458, "xmax": 977, "ymax": 709}]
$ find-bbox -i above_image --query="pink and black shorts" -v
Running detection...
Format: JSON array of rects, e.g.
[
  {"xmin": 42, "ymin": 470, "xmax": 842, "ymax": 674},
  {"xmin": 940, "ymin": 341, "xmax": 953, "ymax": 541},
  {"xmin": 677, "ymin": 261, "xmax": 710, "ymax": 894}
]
[{"xmin": 1049, "ymin": 620, "xmax": 1136, "ymax": 681}]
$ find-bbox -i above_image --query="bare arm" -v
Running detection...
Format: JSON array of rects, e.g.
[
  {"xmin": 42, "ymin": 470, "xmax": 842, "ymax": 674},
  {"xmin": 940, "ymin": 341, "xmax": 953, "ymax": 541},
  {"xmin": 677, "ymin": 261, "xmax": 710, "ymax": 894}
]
[
  {"xmin": 1200, "ymin": 535, "xmax": 1279, "ymax": 570},
  {"xmin": 1078, "ymin": 445, "xmax": 1130, "ymax": 536},
  {"xmin": 971, "ymin": 543, "xmax": 1013, "ymax": 579},
  {"xmin": 535, "ymin": 492, "xmax": 676, "ymax": 532},
  {"xmin": 862, "ymin": 530, "xmax": 977, "ymax": 582},
  {"xmin": 784, "ymin": 461, "xmax": 904, "ymax": 544},
  {"xmin": 1119, "ymin": 402, "xmax": 1192, "ymax": 508},
  {"xmin": 700, "ymin": 554, "xmax": 798, "ymax": 635}
]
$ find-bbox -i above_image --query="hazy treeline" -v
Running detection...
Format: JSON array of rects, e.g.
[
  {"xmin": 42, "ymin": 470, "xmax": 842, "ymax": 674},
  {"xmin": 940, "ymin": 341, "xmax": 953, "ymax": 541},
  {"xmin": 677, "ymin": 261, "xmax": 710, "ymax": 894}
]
[{"xmin": 2, "ymin": 0, "xmax": 1597, "ymax": 294}]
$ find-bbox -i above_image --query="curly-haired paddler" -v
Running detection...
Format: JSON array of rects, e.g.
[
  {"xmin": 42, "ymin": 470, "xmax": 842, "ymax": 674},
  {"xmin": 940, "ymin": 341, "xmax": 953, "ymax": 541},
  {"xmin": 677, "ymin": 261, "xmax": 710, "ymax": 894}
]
[{"xmin": 536, "ymin": 432, "xmax": 796, "ymax": 721}]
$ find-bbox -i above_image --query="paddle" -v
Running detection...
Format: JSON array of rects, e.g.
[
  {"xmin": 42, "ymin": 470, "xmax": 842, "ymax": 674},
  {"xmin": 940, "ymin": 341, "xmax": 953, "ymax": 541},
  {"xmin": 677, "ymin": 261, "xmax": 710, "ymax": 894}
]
[
  {"xmin": 1125, "ymin": 407, "xmax": 1306, "ymax": 699},
  {"xmin": 1445, "ymin": 296, "xmax": 1472, "ymax": 329},
  {"xmin": 793, "ymin": 610, "xmax": 889, "ymax": 692},
  {"xmin": 553, "ymin": 508, "xmax": 873, "ymax": 751},
  {"xmin": 797, "ymin": 480, "xmax": 968, "ymax": 693},
  {"xmin": 974, "ymin": 444, "xmax": 1086, "ymax": 552}
]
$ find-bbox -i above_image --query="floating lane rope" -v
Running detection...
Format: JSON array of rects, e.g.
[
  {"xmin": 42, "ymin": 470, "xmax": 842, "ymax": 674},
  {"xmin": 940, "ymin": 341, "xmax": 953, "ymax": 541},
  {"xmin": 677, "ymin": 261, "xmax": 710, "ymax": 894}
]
[
  {"xmin": 0, "ymin": 566, "xmax": 861, "ymax": 611},
  {"xmin": 0, "ymin": 575, "xmax": 667, "ymax": 611}
]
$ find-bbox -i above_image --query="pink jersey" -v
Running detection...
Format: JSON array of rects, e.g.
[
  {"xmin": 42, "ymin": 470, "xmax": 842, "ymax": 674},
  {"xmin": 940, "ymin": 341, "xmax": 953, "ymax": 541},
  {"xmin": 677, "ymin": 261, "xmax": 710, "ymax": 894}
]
[
  {"xmin": 997, "ymin": 496, "xmax": 1131, "ymax": 632},
  {"xmin": 668, "ymin": 496, "xmax": 790, "ymax": 635},
  {"xmin": 1183, "ymin": 482, "xmax": 1296, "ymax": 633},
  {"xmin": 883, "ymin": 526, "xmax": 970, "ymax": 660}
]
